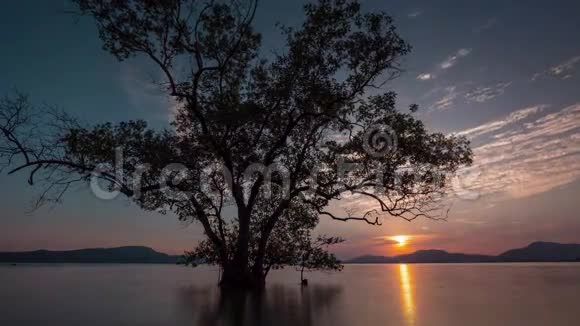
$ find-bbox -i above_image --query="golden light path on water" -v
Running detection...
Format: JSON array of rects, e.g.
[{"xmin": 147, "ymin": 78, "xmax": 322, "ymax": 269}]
[{"xmin": 399, "ymin": 264, "xmax": 416, "ymax": 325}]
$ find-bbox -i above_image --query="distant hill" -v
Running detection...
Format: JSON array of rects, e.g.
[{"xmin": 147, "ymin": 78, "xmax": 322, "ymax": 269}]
[
  {"xmin": 3, "ymin": 242, "xmax": 580, "ymax": 265},
  {"xmin": 346, "ymin": 242, "xmax": 580, "ymax": 264},
  {"xmin": 498, "ymin": 241, "xmax": 580, "ymax": 262},
  {"xmin": 396, "ymin": 250, "xmax": 495, "ymax": 263},
  {"xmin": 348, "ymin": 255, "xmax": 397, "ymax": 264},
  {"xmin": 0, "ymin": 246, "xmax": 182, "ymax": 264}
]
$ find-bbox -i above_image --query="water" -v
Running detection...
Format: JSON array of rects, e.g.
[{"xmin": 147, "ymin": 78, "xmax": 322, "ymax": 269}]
[{"xmin": 1, "ymin": 263, "xmax": 579, "ymax": 326}]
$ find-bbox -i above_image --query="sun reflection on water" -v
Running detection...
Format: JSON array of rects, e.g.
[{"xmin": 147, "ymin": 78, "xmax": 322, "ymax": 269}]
[{"xmin": 399, "ymin": 264, "xmax": 416, "ymax": 325}]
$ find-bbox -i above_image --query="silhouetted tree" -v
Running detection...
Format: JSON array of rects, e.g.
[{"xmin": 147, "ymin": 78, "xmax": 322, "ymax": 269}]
[
  {"xmin": 0, "ymin": 0, "xmax": 472, "ymax": 289},
  {"xmin": 183, "ymin": 200, "xmax": 343, "ymax": 285},
  {"xmin": 296, "ymin": 236, "xmax": 344, "ymax": 285}
]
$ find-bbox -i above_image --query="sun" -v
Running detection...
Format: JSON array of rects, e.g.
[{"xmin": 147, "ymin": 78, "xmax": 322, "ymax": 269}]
[{"xmin": 392, "ymin": 235, "xmax": 410, "ymax": 247}]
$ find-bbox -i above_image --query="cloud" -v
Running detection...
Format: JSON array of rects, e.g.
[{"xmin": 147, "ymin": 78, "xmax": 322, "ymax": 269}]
[
  {"xmin": 440, "ymin": 48, "xmax": 472, "ymax": 70},
  {"xmin": 456, "ymin": 105, "xmax": 547, "ymax": 138},
  {"xmin": 464, "ymin": 82, "xmax": 512, "ymax": 103},
  {"xmin": 120, "ymin": 63, "xmax": 179, "ymax": 121},
  {"xmin": 371, "ymin": 237, "xmax": 399, "ymax": 246},
  {"xmin": 408, "ymin": 11, "xmax": 422, "ymax": 18},
  {"xmin": 453, "ymin": 103, "xmax": 580, "ymax": 200},
  {"xmin": 548, "ymin": 56, "xmax": 580, "ymax": 78},
  {"xmin": 416, "ymin": 48, "xmax": 472, "ymax": 83},
  {"xmin": 474, "ymin": 18, "xmax": 498, "ymax": 33},
  {"xmin": 530, "ymin": 72, "xmax": 543, "ymax": 81},
  {"xmin": 532, "ymin": 55, "xmax": 580, "ymax": 81},
  {"xmin": 431, "ymin": 86, "xmax": 459, "ymax": 111},
  {"xmin": 417, "ymin": 73, "xmax": 435, "ymax": 81}
]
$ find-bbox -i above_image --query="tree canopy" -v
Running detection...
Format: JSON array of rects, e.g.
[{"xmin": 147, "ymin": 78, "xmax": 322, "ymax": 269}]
[{"xmin": 0, "ymin": 0, "xmax": 472, "ymax": 288}]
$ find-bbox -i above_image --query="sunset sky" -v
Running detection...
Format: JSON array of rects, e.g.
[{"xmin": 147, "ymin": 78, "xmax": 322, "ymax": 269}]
[{"xmin": 1, "ymin": 0, "xmax": 580, "ymax": 259}]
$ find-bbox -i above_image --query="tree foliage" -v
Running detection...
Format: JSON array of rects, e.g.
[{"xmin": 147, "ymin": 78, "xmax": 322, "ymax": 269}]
[
  {"xmin": 0, "ymin": 0, "xmax": 472, "ymax": 288},
  {"xmin": 183, "ymin": 199, "xmax": 344, "ymax": 283}
]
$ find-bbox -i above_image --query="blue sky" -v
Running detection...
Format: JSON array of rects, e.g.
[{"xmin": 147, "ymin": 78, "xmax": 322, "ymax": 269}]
[{"xmin": 1, "ymin": 1, "xmax": 580, "ymax": 257}]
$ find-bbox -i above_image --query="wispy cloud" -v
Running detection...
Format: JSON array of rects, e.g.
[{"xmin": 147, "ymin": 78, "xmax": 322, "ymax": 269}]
[
  {"xmin": 456, "ymin": 105, "xmax": 547, "ymax": 138},
  {"xmin": 120, "ymin": 63, "xmax": 178, "ymax": 121},
  {"xmin": 371, "ymin": 237, "xmax": 399, "ymax": 246},
  {"xmin": 532, "ymin": 55, "xmax": 580, "ymax": 81},
  {"xmin": 426, "ymin": 80, "xmax": 512, "ymax": 112},
  {"xmin": 474, "ymin": 18, "xmax": 498, "ymax": 33},
  {"xmin": 455, "ymin": 103, "xmax": 580, "ymax": 199},
  {"xmin": 430, "ymin": 86, "xmax": 459, "ymax": 111},
  {"xmin": 408, "ymin": 11, "xmax": 422, "ymax": 18},
  {"xmin": 417, "ymin": 73, "xmax": 435, "ymax": 81},
  {"xmin": 440, "ymin": 48, "xmax": 472, "ymax": 70},
  {"xmin": 417, "ymin": 48, "xmax": 472, "ymax": 82},
  {"xmin": 548, "ymin": 56, "xmax": 580, "ymax": 78},
  {"xmin": 464, "ymin": 82, "xmax": 512, "ymax": 103}
]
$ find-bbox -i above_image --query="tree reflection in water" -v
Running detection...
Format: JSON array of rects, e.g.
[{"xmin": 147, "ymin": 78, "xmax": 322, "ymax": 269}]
[{"xmin": 179, "ymin": 284, "xmax": 343, "ymax": 326}]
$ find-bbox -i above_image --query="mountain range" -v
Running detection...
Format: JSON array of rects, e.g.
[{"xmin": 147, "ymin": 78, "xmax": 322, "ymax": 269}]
[
  {"xmin": 346, "ymin": 242, "xmax": 580, "ymax": 264},
  {"xmin": 0, "ymin": 246, "xmax": 181, "ymax": 264},
  {"xmin": 1, "ymin": 242, "xmax": 580, "ymax": 264}
]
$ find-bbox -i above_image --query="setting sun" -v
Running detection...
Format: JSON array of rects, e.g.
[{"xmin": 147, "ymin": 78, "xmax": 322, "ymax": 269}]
[{"xmin": 392, "ymin": 235, "xmax": 410, "ymax": 247}]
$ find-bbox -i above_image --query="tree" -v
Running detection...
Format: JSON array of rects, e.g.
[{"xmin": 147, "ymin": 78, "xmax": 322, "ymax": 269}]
[
  {"xmin": 296, "ymin": 236, "xmax": 344, "ymax": 285},
  {"xmin": 183, "ymin": 199, "xmax": 344, "ymax": 285},
  {"xmin": 0, "ymin": 0, "xmax": 472, "ymax": 289}
]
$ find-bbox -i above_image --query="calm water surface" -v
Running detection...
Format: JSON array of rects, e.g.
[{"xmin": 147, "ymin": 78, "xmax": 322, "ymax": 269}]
[{"xmin": 1, "ymin": 263, "xmax": 579, "ymax": 326}]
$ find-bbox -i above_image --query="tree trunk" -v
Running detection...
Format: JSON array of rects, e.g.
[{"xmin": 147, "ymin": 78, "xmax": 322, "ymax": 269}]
[
  {"xmin": 219, "ymin": 209, "xmax": 266, "ymax": 290},
  {"xmin": 220, "ymin": 261, "xmax": 265, "ymax": 289},
  {"xmin": 251, "ymin": 212, "xmax": 280, "ymax": 285},
  {"xmin": 251, "ymin": 233, "xmax": 268, "ymax": 281},
  {"xmin": 234, "ymin": 209, "xmax": 251, "ymax": 270}
]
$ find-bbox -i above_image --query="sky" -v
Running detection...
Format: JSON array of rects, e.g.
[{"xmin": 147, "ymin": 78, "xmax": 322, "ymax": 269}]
[{"xmin": 1, "ymin": 0, "xmax": 580, "ymax": 258}]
